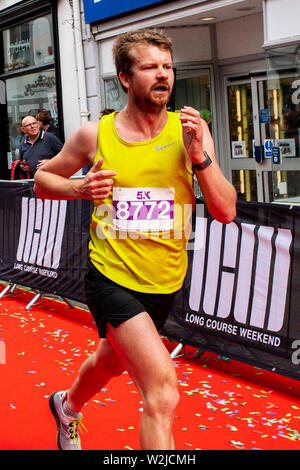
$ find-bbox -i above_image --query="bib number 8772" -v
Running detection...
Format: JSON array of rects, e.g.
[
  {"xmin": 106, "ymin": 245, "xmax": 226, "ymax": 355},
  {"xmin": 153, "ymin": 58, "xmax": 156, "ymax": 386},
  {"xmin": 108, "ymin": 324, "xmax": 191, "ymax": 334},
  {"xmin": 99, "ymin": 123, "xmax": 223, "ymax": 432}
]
[{"xmin": 115, "ymin": 200, "xmax": 171, "ymax": 221}]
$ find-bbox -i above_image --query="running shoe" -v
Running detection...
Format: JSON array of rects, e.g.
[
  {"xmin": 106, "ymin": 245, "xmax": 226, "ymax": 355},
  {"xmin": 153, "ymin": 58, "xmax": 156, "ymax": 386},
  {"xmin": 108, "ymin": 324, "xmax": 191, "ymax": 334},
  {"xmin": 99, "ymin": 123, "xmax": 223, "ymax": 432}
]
[{"xmin": 49, "ymin": 391, "xmax": 85, "ymax": 450}]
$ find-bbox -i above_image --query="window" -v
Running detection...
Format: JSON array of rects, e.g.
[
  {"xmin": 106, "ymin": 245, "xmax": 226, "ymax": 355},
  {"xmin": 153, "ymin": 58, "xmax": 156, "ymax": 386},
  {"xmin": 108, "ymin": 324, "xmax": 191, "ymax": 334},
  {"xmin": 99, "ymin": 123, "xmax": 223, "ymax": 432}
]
[
  {"xmin": 1, "ymin": 13, "xmax": 60, "ymax": 173},
  {"xmin": 6, "ymin": 70, "xmax": 57, "ymax": 160},
  {"xmin": 104, "ymin": 78, "xmax": 127, "ymax": 110},
  {"xmin": 267, "ymin": 45, "xmax": 300, "ymax": 202},
  {"xmin": 3, "ymin": 15, "xmax": 54, "ymax": 72}
]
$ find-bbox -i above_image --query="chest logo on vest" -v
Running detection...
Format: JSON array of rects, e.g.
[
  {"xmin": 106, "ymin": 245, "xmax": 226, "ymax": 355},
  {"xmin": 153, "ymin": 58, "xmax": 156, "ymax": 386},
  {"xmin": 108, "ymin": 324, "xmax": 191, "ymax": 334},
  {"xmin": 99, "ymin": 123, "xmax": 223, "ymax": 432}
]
[{"xmin": 155, "ymin": 143, "xmax": 175, "ymax": 151}]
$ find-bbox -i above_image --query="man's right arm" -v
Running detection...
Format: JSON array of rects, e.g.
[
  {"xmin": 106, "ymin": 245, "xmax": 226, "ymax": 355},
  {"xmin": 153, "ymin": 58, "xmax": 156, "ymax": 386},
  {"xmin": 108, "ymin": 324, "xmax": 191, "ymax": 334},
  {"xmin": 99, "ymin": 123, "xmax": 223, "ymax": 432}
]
[{"xmin": 34, "ymin": 122, "xmax": 117, "ymax": 201}]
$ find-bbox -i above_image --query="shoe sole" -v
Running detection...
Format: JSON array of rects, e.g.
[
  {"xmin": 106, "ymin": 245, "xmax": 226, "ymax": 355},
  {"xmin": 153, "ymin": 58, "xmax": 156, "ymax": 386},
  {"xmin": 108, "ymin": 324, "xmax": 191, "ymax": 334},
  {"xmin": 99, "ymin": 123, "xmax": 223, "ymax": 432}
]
[{"xmin": 49, "ymin": 392, "xmax": 63, "ymax": 450}]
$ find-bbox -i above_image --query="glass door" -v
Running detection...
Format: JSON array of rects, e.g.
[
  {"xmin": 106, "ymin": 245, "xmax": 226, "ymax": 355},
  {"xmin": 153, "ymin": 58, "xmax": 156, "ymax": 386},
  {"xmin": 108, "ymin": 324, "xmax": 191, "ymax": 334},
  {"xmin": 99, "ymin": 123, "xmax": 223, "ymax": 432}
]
[
  {"xmin": 251, "ymin": 75, "xmax": 274, "ymax": 203},
  {"xmin": 227, "ymin": 79, "xmax": 257, "ymax": 201},
  {"xmin": 267, "ymin": 74, "xmax": 300, "ymax": 202},
  {"xmin": 175, "ymin": 67, "xmax": 212, "ymax": 197},
  {"xmin": 227, "ymin": 72, "xmax": 300, "ymax": 202}
]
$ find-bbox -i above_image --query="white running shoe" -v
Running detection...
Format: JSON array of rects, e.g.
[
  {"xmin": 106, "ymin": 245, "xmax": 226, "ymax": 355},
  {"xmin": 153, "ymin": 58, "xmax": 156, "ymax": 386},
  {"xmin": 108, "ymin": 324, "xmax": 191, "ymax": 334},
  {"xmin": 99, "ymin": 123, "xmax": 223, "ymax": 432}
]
[{"xmin": 49, "ymin": 391, "xmax": 85, "ymax": 450}]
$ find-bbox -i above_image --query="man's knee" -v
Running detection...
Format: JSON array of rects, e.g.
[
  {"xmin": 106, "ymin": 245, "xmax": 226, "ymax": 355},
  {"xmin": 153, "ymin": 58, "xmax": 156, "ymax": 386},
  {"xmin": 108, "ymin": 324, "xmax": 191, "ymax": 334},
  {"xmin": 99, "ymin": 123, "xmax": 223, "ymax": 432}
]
[{"xmin": 145, "ymin": 381, "xmax": 180, "ymax": 418}]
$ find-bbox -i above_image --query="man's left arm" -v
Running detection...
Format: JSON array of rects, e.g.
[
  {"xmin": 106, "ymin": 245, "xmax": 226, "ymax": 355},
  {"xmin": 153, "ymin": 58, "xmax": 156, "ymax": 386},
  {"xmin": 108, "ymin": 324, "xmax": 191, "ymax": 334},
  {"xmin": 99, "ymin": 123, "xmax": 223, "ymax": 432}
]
[{"xmin": 180, "ymin": 106, "xmax": 237, "ymax": 224}]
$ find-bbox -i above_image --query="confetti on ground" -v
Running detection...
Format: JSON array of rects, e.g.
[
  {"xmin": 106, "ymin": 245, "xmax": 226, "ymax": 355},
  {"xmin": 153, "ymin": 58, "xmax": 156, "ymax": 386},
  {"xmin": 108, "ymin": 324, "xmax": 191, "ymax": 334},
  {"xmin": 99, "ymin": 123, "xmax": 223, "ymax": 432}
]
[{"xmin": 0, "ymin": 285, "xmax": 300, "ymax": 450}]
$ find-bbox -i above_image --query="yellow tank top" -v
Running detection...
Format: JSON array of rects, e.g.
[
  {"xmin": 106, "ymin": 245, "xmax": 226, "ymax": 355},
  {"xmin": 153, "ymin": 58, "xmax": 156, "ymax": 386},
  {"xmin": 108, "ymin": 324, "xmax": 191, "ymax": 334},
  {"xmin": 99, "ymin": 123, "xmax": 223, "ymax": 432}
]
[{"xmin": 89, "ymin": 111, "xmax": 194, "ymax": 293}]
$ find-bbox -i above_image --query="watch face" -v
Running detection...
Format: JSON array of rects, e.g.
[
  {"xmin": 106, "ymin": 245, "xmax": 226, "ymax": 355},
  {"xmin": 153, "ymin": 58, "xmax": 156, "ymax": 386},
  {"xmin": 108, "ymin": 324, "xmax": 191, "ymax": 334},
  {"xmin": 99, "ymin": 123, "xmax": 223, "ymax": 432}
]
[{"xmin": 193, "ymin": 152, "xmax": 212, "ymax": 170}]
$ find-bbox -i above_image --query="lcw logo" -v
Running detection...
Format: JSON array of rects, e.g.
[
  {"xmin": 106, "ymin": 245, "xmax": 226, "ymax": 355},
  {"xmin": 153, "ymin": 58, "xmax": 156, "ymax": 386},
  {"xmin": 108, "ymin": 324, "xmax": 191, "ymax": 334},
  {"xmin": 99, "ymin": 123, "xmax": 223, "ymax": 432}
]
[
  {"xmin": 16, "ymin": 197, "xmax": 67, "ymax": 269},
  {"xmin": 189, "ymin": 217, "xmax": 292, "ymax": 333}
]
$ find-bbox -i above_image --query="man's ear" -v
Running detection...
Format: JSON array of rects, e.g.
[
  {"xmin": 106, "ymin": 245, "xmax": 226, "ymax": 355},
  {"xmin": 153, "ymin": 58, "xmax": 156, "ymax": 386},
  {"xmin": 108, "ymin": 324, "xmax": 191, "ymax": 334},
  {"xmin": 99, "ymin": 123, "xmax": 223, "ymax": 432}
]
[{"xmin": 118, "ymin": 71, "xmax": 130, "ymax": 92}]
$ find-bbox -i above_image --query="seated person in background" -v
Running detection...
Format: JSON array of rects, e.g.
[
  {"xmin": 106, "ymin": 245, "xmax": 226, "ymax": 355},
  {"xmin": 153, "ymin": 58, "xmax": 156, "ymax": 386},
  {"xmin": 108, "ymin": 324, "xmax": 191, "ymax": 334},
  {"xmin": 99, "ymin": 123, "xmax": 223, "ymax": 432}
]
[
  {"xmin": 19, "ymin": 115, "xmax": 63, "ymax": 178},
  {"xmin": 36, "ymin": 110, "xmax": 62, "ymax": 141}
]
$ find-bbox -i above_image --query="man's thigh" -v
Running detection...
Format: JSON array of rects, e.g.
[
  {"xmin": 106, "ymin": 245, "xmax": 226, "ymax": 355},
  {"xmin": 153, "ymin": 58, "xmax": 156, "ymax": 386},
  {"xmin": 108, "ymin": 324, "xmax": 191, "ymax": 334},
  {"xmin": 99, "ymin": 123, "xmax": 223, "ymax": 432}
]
[{"xmin": 106, "ymin": 312, "xmax": 177, "ymax": 398}]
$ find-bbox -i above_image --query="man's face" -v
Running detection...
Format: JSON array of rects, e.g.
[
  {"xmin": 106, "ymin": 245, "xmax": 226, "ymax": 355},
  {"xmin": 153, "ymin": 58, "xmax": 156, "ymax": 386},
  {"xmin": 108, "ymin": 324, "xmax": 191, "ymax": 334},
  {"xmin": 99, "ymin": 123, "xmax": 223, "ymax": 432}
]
[
  {"xmin": 21, "ymin": 117, "xmax": 40, "ymax": 138},
  {"xmin": 123, "ymin": 44, "xmax": 174, "ymax": 111}
]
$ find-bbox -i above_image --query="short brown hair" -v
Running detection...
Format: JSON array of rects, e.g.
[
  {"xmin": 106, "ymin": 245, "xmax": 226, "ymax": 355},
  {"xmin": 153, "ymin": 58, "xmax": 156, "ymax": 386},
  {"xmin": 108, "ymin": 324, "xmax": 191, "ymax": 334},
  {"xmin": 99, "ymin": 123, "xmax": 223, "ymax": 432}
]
[
  {"xmin": 36, "ymin": 110, "xmax": 51, "ymax": 125},
  {"xmin": 112, "ymin": 28, "xmax": 173, "ymax": 92}
]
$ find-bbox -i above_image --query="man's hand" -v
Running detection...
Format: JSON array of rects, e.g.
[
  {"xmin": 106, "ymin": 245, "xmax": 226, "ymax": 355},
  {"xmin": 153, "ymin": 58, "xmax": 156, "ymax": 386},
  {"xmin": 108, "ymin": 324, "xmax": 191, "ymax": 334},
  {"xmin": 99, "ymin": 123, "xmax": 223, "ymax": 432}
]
[
  {"xmin": 76, "ymin": 158, "xmax": 117, "ymax": 200},
  {"xmin": 180, "ymin": 106, "xmax": 205, "ymax": 164},
  {"xmin": 20, "ymin": 161, "xmax": 31, "ymax": 172}
]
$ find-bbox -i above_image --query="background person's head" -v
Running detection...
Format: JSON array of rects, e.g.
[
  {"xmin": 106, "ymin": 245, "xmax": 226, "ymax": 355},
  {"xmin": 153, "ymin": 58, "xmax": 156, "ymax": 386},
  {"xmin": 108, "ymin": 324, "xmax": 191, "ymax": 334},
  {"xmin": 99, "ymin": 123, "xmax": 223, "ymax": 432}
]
[
  {"xmin": 21, "ymin": 116, "xmax": 40, "ymax": 140},
  {"xmin": 36, "ymin": 110, "xmax": 52, "ymax": 129}
]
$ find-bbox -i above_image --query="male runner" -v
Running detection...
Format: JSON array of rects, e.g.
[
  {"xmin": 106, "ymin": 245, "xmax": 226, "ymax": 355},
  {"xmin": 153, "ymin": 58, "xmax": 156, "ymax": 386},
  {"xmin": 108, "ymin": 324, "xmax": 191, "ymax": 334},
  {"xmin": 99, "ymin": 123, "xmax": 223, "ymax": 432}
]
[{"xmin": 34, "ymin": 29, "xmax": 237, "ymax": 451}]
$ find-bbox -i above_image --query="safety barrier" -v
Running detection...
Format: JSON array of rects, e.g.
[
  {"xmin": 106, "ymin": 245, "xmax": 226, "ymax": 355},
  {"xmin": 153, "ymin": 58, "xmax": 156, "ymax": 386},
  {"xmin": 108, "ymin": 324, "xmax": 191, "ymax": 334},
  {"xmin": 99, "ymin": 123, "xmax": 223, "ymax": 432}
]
[
  {"xmin": 0, "ymin": 180, "xmax": 300, "ymax": 380},
  {"xmin": 0, "ymin": 179, "xmax": 92, "ymax": 309}
]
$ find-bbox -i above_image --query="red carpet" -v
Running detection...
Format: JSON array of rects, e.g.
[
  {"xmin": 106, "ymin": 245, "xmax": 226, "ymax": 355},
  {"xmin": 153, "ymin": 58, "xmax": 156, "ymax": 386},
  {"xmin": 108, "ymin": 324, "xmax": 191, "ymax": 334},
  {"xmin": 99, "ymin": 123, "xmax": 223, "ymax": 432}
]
[{"xmin": 0, "ymin": 283, "xmax": 300, "ymax": 451}]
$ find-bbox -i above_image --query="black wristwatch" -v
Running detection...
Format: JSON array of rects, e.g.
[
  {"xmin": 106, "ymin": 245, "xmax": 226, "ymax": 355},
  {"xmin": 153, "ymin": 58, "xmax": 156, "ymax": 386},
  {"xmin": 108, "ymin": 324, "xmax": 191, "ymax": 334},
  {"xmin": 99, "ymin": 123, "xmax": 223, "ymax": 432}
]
[{"xmin": 192, "ymin": 151, "xmax": 212, "ymax": 171}]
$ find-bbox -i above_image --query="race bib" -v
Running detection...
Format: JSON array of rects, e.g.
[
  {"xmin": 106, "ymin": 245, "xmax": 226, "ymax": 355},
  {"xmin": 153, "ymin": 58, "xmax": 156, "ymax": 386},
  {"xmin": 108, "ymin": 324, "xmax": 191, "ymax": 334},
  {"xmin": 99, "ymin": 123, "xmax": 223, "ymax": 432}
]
[{"xmin": 112, "ymin": 187, "xmax": 175, "ymax": 232}]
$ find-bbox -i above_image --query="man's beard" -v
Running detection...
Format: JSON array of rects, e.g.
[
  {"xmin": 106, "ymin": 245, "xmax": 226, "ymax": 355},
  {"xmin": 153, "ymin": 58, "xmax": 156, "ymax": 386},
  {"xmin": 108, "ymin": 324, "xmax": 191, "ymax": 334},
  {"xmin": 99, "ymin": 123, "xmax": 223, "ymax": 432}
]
[{"xmin": 133, "ymin": 83, "xmax": 172, "ymax": 111}]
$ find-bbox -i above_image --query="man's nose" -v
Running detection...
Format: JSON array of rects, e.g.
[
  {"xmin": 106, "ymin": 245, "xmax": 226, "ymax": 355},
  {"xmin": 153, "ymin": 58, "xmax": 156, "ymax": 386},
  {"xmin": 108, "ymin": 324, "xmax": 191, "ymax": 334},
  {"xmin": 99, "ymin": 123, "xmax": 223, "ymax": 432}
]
[{"xmin": 156, "ymin": 66, "xmax": 168, "ymax": 78}]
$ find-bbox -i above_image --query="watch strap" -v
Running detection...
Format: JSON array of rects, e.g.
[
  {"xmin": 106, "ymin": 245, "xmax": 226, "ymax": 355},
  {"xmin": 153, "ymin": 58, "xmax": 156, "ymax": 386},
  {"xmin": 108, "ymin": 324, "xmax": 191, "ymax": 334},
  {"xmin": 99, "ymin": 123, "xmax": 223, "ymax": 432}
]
[{"xmin": 192, "ymin": 151, "xmax": 212, "ymax": 171}]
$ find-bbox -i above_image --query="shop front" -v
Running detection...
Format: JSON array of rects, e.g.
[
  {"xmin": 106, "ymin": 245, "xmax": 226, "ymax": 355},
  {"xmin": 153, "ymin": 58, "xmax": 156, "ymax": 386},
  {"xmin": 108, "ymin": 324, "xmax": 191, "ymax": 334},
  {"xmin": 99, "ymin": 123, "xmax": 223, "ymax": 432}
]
[
  {"xmin": 82, "ymin": 0, "xmax": 300, "ymax": 204},
  {"xmin": 265, "ymin": 45, "xmax": 300, "ymax": 203},
  {"xmin": 0, "ymin": 0, "xmax": 62, "ymax": 179},
  {"xmin": 225, "ymin": 48, "xmax": 300, "ymax": 203}
]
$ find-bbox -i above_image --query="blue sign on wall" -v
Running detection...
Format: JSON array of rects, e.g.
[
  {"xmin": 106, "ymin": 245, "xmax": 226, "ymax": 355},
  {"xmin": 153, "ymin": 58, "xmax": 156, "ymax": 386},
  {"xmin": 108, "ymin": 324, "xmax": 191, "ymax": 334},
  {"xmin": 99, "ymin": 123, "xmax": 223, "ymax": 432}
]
[
  {"xmin": 83, "ymin": 0, "xmax": 165, "ymax": 24},
  {"xmin": 272, "ymin": 146, "xmax": 281, "ymax": 164},
  {"xmin": 259, "ymin": 109, "xmax": 270, "ymax": 124}
]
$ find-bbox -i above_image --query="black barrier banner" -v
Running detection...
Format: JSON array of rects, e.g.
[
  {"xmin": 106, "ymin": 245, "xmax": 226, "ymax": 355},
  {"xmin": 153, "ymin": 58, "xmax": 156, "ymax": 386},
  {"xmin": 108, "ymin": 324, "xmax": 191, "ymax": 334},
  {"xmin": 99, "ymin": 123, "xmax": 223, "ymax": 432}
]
[
  {"xmin": 0, "ymin": 180, "xmax": 92, "ymax": 302},
  {"xmin": 162, "ymin": 200, "xmax": 300, "ymax": 381},
  {"xmin": 1, "ymin": 181, "xmax": 300, "ymax": 380}
]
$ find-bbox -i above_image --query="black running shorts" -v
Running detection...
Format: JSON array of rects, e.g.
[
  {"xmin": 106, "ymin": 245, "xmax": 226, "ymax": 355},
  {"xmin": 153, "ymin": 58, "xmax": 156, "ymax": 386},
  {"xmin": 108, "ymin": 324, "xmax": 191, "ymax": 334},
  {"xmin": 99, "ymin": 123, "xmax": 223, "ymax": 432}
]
[{"xmin": 84, "ymin": 260, "xmax": 177, "ymax": 338}]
